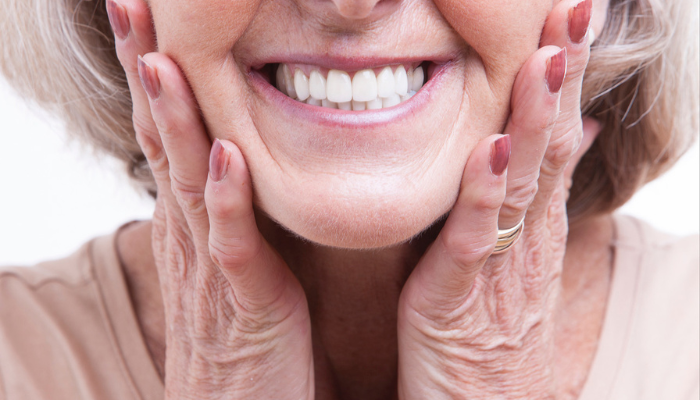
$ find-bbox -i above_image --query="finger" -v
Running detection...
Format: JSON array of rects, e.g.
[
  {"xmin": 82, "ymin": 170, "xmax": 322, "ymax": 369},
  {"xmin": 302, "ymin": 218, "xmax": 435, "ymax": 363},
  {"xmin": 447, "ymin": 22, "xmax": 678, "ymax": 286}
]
[
  {"xmin": 107, "ymin": 0, "xmax": 160, "ymax": 158},
  {"xmin": 138, "ymin": 53, "xmax": 213, "ymax": 248},
  {"xmin": 497, "ymin": 46, "xmax": 566, "ymax": 229},
  {"xmin": 107, "ymin": 0, "xmax": 183, "ymax": 226},
  {"xmin": 405, "ymin": 134, "xmax": 510, "ymax": 309},
  {"xmin": 107, "ymin": 1, "xmax": 194, "ymax": 307},
  {"xmin": 529, "ymin": 0, "xmax": 593, "ymax": 222},
  {"xmin": 205, "ymin": 140, "xmax": 304, "ymax": 315}
]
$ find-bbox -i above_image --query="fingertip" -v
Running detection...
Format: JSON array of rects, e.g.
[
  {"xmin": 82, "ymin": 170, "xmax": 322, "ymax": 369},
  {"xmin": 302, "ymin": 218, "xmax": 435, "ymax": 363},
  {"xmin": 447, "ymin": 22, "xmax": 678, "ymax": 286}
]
[
  {"xmin": 545, "ymin": 47, "xmax": 567, "ymax": 94},
  {"xmin": 490, "ymin": 134, "xmax": 511, "ymax": 177},
  {"xmin": 140, "ymin": 53, "xmax": 201, "ymax": 111},
  {"xmin": 137, "ymin": 54, "xmax": 161, "ymax": 100},
  {"xmin": 106, "ymin": 0, "xmax": 130, "ymax": 40},
  {"xmin": 113, "ymin": 0, "xmax": 153, "ymax": 38},
  {"xmin": 510, "ymin": 46, "xmax": 564, "ymax": 119},
  {"xmin": 110, "ymin": 0, "xmax": 155, "ymax": 69},
  {"xmin": 206, "ymin": 139, "xmax": 253, "ymax": 214},
  {"xmin": 209, "ymin": 139, "xmax": 229, "ymax": 183},
  {"xmin": 218, "ymin": 140, "xmax": 250, "ymax": 186},
  {"xmin": 208, "ymin": 139, "xmax": 251, "ymax": 185},
  {"xmin": 460, "ymin": 134, "xmax": 509, "ymax": 210}
]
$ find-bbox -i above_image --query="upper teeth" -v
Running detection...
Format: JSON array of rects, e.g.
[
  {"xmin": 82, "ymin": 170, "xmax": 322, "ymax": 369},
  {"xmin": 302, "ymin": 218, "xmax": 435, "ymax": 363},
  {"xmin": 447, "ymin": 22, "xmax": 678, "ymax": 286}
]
[{"xmin": 276, "ymin": 63, "xmax": 425, "ymax": 110}]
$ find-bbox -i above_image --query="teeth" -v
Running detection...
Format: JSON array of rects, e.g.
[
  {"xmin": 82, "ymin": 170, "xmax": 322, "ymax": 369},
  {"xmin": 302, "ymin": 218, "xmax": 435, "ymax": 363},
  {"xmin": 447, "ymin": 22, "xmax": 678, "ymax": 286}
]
[
  {"xmin": 352, "ymin": 69, "xmax": 378, "ymax": 102},
  {"xmin": 307, "ymin": 97, "xmax": 322, "ymax": 106},
  {"xmin": 322, "ymin": 98, "xmax": 338, "ymax": 109},
  {"xmin": 366, "ymin": 98, "xmax": 383, "ymax": 110},
  {"xmin": 309, "ymin": 70, "xmax": 327, "ymax": 100},
  {"xmin": 382, "ymin": 93, "xmax": 401, "ymax": 108},
  {"xmin": 294, "ymin": 69, "xmax": 310, "ymax": 101},
  {"xmin": 394, "ymin": 66, "xmax": 408, "ymax": 96},
  {"xmin": 352, "ymin": 100, "xmax": 366, "ymax": 111},
  {"xmin": 276, "ymin": 63, "xmax": 428, "ymax": 110},
  {"xmin": 376, "ymin": 66, "xmax": 396, "ymax": 98},
  {"xmin": 401, "ymin": 91, "xmax": 416, "ymax": 102},
  {"xmin": 327, "ymin": 70, "xmax": 353, "ymax": 103},
  {"xmin": 411, "ymin": 66, "xmax": 424, "ymax": 92},
  {"xmin": 276, "ymin": 66, "xmax": 288, "ymax": 95},
  {"xmin": 282, "ymin": 64, "xmax": 297, "ymax": 99}
]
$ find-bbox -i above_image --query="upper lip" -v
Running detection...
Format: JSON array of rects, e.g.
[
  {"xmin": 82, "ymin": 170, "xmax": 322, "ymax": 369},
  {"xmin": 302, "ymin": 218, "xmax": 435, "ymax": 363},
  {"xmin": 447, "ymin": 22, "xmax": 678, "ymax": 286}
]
[{"xmin": 247, "ymin": 53, "xmax": 458, "ymax": 73}]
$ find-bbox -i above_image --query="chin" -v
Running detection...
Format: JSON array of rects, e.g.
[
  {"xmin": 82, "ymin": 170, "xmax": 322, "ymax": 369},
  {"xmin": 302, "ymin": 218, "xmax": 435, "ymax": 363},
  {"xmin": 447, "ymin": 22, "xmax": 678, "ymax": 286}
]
[{"xmin": 255, "ymin": 173, "xmax": 460, "ymax": 249}]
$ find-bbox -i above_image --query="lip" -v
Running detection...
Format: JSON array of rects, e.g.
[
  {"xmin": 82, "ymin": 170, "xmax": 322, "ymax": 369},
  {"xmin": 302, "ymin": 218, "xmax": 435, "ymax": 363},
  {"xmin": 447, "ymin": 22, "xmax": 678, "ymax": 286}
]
[
  {"xmin": 247, "ymin": 54, "xmax": 456, "ymax": 72},
  {"xmin": 248, "ymin": 60, "xmax": 454, "ymax": 129}
]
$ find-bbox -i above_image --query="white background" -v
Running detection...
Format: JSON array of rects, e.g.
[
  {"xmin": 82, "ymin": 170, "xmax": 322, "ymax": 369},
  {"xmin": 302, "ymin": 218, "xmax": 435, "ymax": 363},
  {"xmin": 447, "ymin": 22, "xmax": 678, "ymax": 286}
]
[{"xmin": 1, "ymin": 79, "xmax": 698, "ymax": 266}]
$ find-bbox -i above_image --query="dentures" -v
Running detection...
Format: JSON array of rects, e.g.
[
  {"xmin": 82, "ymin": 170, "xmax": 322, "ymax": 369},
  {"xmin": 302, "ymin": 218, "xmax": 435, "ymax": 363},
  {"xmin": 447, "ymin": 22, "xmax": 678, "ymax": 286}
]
[{"xmin": 275, "ymin": 63, "xmax": 425, "ymax": 110}]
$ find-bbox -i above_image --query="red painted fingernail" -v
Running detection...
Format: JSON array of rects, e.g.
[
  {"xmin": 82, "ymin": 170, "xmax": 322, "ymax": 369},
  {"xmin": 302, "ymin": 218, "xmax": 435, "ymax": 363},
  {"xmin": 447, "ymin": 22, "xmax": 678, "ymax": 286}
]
[
  {"xmin": 568, "ymin": 0, "xmax": 592, "ymax": 44},
  {"xmin": 106, "ymin": 0, "xmax": 130, "ymax": 40},
  {"xmin": 210, "ymin": 140, "xmax": 229, "ymax": 182},
  {"xmin": 546, "ymin": 48, "xmax": 567, "ymax": 93},
  {"xmin": 490, "ymin": 135, "xmax": 511, "ymax": 176},
  {"xmin": 138, "ymin": 56, "xmax": 161, "ymax": 100}
]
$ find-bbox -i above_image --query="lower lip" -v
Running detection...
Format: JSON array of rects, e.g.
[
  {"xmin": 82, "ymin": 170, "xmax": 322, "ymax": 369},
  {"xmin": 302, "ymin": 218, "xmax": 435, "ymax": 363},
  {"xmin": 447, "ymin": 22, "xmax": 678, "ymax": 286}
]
[{"xmin": 248, "ymin": 63, "xmax": 452, "ymax": 129}]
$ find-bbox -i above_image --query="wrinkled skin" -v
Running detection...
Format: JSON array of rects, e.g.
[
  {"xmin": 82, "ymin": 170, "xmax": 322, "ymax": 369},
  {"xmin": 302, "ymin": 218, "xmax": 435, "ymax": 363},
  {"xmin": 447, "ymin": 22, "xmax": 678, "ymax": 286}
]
[{"xmin": 109, "ymin": 0, "xmax": 613, "ymax": 398}]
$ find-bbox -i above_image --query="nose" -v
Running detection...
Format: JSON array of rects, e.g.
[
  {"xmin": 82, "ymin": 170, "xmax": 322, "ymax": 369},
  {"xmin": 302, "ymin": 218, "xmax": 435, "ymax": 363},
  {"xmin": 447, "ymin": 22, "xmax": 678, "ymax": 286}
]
[
  {"xmin": 330, "ymin": 0, "xmax": 383, "ymax": 19},
  {"xmin": 294, "ymin": 0, "xmax": 401, "ymax": 29}
]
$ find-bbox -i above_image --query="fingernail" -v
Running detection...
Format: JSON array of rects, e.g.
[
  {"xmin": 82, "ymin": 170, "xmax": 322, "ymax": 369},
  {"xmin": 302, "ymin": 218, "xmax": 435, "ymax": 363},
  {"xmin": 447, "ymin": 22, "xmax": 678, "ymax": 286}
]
[
  {"xmin": 138, "ymin": 56, "xmax": 161, "ymax": 100},
  {"xmin": 490, "ymin": 135, "xmax": 511, "ymax": 176},
  {"xmin": 546, "ymin": 48, "xmax": 567, "ymax": 93},
  {"xmin": 106, "ymin": 0, "xmax": 130, "ymax": 40},
  {"xmin": 568, "ymin": 0, "xmax": 592, "ymax": 44},
  {"xmin": 210, "ymin": 139, "xmax": 229, "ymax": 182}
]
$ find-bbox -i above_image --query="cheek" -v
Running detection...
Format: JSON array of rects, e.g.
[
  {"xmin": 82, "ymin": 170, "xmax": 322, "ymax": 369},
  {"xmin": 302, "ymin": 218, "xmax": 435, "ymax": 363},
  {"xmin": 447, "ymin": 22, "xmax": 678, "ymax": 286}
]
[
  {"xmin": 434, "ymin": 0, "xmax": 551, "ymax": 89},
  {"xmin": 150, "ymin": 0, "xmax": 260, "ymax": 60}
]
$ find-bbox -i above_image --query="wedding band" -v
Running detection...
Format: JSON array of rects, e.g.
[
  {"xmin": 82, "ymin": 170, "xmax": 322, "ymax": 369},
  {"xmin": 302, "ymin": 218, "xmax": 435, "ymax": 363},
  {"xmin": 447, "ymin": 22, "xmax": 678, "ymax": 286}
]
[{"xmin": 493, "ymin": 216, "xmax": 525, "ymax": 254}]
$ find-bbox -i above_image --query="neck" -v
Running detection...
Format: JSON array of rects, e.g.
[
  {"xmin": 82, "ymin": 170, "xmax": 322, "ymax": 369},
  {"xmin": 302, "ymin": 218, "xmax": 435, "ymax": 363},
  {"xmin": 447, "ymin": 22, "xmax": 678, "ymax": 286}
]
[{"xmin": 117, "ymin": 213, "xmax": 613, "ymax": 399}]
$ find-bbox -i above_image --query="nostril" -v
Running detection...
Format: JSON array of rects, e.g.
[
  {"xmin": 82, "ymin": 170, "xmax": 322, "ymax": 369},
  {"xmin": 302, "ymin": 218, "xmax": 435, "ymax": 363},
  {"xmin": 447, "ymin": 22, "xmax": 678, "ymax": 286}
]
[{"xmin": 331, "ymin": 0, "xmax": 382, "ymax": 20}]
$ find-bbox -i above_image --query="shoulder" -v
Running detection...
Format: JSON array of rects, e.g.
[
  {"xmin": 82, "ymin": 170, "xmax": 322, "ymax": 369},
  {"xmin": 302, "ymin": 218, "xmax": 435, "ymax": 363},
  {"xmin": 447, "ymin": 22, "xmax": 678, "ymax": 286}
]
[
  {"xmin": 609, "ymin": 214, "xmax": 698, "ymax": 399},
  {"xmin": 614, "ymin": 213, "xmax": 698, "ymax": 296},
  {"xmin": 0, "ymin": 241, "xmax": 95, "ymax": 294},
  {"xmin": 0, "ymin": 240, "xmax": 100, "ymax": 400},
  {"xmin": 0, "ymin": 234, "xmax": 142, "ymax": 400}
]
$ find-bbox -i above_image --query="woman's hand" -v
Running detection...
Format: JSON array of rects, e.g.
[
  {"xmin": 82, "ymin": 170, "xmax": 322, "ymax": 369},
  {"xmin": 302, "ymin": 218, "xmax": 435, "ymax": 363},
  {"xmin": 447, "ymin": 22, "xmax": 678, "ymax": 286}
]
[
  {"xmin": 397, "ymin": 0, "xmax": 597, "ymax": 398},
  {"xmin": 107, "ymin": 1, "xmax": 314, "ymax": 398}
]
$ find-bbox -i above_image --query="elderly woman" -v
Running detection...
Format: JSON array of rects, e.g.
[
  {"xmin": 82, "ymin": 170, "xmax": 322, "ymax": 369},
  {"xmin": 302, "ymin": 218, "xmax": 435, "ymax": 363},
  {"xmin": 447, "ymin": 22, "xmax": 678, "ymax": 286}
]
[{"xmin": 0, "ymin": 0, "xmax": 697, "ymax": 398}]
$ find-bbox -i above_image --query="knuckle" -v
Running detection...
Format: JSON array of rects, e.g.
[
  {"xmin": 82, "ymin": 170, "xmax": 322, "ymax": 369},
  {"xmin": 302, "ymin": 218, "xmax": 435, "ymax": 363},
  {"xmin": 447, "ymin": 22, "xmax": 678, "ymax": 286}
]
[
  {"xmin": 132, "ymin": 113, "xmax": 157, "ymax": 142},
  {"xmin": 441, "ymin": 230, "xmax": 495, "ymax": 267},
  {"xmin": 503, "ymin": 176, "xmax": 539, "ymax": 214},
  {"xmin": 533, "ymin": 109, "xmax": 558, "ymax": 133},
  {"xmin": 166, "ymin": 229, "xmax": 197, "ymax": 279},
  {"xmin": 134, "ymin": 131, "xmax": 170, "ymax": 182},
  {"xmin": 471, "ymin": 188, "xmax": 505, "ymax": 212},
  {"xmin": 207, "ymin": 192, "xmax": 249, "ymax": 222},
  {"xmin": 208, "ymin": 235, "xmax": 262, "ymax": 271},
  {"xmin": 170, "ymin": 174, "xmax": 206, "ymax": 215},
  {"xmin": 152, "ymin": 115, "xmax": 181, "ymax": 142},
  {"xmin": 545, "ymin": 131, "xmax": 579, "ymax": 169}
]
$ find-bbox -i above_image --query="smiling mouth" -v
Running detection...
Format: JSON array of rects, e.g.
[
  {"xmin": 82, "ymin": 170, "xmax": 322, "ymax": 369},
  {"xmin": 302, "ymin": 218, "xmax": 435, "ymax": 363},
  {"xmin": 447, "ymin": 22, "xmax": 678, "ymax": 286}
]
[{"xmin": 256, "ymin": 62, "xmax": 434, "ymax": 111}]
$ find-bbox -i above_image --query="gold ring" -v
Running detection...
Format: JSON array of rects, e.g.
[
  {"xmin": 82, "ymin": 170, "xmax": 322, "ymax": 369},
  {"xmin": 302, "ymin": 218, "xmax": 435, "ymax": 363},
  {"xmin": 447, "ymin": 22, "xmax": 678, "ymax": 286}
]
[{"xmin": 493, "ymin": 217, "xmax": 525, "ymax": 254}]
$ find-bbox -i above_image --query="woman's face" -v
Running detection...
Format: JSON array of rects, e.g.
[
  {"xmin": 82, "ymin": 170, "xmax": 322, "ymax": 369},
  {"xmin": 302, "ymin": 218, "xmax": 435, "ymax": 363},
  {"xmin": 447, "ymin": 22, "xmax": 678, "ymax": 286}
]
[{"xmin": 148, "ymin": 0, "xmax": 556, "ymax": 248}]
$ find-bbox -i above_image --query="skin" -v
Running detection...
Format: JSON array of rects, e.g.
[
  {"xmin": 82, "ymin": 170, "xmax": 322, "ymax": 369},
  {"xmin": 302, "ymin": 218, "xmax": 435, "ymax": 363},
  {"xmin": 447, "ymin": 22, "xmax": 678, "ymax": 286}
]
[{"xmin": 109, "ymin": 0, "xmax": 613, "ymax": 398}]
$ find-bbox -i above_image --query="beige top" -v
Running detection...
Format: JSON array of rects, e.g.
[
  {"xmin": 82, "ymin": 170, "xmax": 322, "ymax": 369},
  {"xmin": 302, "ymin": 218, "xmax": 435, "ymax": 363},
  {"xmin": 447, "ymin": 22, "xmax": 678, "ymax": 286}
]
[{"xmin": 0, "ymin": 215, "xmax": 697, "ymax": 400}]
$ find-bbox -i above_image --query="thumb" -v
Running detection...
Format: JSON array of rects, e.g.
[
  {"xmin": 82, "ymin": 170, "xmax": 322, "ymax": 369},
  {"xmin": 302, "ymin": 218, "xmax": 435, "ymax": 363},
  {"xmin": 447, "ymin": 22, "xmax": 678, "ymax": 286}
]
[{"xmin": 205, "ymin": 139, "xmax": 304, "ymax": 316}]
